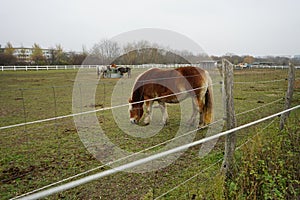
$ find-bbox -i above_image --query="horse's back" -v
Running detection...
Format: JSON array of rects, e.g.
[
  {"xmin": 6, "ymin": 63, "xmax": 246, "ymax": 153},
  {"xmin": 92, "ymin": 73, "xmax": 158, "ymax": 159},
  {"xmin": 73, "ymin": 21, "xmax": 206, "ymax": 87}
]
[
  {"xmin": 136, "ymin": 66, "xmax": 207, "ymax": 87},
  {"xmin": 133, "ymin": 68, "xmax": 179, "ymax": 94},
  {"xmin": 136, "ymin": 68, "xmax": 181, "ymax": 85},
  {"xmin": 175, "ymin": 66, "xmax": 206, "ymax": 78}
]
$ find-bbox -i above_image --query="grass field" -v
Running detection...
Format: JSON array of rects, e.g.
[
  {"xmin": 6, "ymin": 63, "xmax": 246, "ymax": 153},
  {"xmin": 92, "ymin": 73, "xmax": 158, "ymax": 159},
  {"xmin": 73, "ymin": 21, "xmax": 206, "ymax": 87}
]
[{"xmin": 0, "ymin": 68, "xmax": 299, "ymax": 199}]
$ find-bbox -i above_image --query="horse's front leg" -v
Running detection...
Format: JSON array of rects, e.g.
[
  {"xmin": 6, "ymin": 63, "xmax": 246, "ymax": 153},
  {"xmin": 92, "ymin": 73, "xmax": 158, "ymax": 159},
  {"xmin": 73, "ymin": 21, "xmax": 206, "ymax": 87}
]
[
  {"xmin": 144, "ymin": 100, "xmax": 153, "ymax": 125},
  {"xmin": 158, "ymin": 102, "xmax": 169, "ymax": 125}
]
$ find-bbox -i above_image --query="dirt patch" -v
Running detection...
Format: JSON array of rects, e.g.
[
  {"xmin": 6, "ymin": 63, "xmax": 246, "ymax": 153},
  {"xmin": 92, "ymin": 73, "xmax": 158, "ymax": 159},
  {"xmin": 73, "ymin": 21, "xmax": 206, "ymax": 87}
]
[
  {"xmin": 84, "ymin": 103, "xmax": 104, "ymax": 108},
  {"xmin": 1, "ymin": 166, "xmax": 36, "ymax": 184},
  {"xmin": 235, "ymin": 97, "xmax": 247, "ymax": 101},
  {"xmin": 63, "ymin": 128, "xmax": 77, "ymax": 134}
]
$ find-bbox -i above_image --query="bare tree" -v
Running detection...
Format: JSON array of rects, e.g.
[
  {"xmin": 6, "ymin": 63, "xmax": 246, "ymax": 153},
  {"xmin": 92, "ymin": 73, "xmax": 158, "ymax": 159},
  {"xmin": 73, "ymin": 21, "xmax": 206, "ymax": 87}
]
[
  {"xmin": 243, "ymin": 55, "xmax": 255, "ymax": 64},
  {"xmin": 122, "ymin": 43, "xmax": 137, "ymax": 64},
  {"xmin": 89, "ymin": 39, "xmax": 120, "ymax": 64},
  {"xmin": 4, "ymin": 42, "xmax": 15, "ymax": 55}
]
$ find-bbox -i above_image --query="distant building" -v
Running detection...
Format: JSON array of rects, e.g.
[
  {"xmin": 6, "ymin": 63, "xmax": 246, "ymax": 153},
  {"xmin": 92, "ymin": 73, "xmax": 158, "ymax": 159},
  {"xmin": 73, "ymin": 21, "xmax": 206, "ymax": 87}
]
[
  {"xmin": 236, "ymin": 63, "xmax": 252, "ymax": 68},
  {"xmin": 0, "ymin": 45, "xmax": 4, "ymax": 53},
  {"xmin": 0, "ymin": 46, "xmax": 53, "ymax": 64},
  {"xmin": 252, "ymin": 61, "xmax": 273, "ymax": 66},
  {"xmin": 197, "ymin": 60, "xmax": 217, "ymax": 69},
  {"xmin": 293, "ymin": 55, "xmax": 300, "ymax": 60}
]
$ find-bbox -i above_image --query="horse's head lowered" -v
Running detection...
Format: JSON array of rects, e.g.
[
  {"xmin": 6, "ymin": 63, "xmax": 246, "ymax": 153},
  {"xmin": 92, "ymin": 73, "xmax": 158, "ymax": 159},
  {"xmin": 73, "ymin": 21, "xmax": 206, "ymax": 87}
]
[{"xmin": 128, "ymin": 98, "xmax": 144, "ymax": 124}]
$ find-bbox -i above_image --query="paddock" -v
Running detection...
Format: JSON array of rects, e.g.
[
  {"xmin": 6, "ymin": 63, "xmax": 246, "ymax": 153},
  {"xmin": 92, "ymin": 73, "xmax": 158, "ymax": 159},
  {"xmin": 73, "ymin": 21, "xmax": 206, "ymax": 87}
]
[{"xmin": 0, "ymin": 65, "xmax": 299, "ymax": 199}]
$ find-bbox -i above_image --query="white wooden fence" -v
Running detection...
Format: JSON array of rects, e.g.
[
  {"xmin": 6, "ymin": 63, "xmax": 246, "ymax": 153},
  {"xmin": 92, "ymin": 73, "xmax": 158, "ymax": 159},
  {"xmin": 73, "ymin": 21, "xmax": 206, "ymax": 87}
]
[
  {"xmin": 0, "ymin": 64, "xmax": 193, "ymax": 71},
  {"xmin": 236, "ymin": 65, "xmax": 300, "ymax": 69},
  {"xmin": 1, "ymin": 64, "xmax": 300, "ymax": 71}
]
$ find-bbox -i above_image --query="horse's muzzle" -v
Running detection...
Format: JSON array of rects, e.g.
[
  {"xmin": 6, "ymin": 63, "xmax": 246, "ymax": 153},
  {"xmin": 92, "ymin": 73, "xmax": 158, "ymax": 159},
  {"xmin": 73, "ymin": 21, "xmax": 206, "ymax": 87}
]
[{"xmin": 130, "ymin": 118, "xmax": 137, "ymax": 124}]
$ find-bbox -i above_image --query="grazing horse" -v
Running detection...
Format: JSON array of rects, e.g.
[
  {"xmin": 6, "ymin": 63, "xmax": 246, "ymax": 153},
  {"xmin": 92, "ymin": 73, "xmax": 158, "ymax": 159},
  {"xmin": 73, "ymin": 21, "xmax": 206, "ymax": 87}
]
[
  {"xmin": 117, "ymin": 67, "xmax": 131, "ymax": 78},
  {"xmin": 97, "ymin": 65, "xmax": 111, "ymax": 79},
  {"xmin": 128, "ymin": 66, "xmax": 213, "ymax": 127}
]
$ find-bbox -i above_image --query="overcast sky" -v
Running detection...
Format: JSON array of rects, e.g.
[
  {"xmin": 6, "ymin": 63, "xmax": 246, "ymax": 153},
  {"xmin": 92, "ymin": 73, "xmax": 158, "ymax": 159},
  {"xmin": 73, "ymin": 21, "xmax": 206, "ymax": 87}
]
[{"xmin": 0, "ymin": 0, "xmax": 299, "ymax": 56}]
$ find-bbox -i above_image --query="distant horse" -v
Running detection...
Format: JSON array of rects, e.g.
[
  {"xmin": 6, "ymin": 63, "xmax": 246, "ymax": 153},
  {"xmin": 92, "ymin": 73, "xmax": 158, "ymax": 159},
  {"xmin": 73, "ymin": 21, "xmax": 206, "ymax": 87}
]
[
  {"xmin": 117, "ymin": 67, "xmax": 131, "ymax": 78},
  {"xmin": 128, "ymin": 66, "xmax": 213, "ymax": 127},
  {"xmin": 97, "ymin": 65, "xmax": 111, "ymax": 79}
]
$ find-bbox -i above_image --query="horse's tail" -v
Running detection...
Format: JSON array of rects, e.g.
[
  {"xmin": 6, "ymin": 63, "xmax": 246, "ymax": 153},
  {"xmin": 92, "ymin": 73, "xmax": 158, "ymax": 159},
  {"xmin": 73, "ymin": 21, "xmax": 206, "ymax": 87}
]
[{"xmin": 203, "ymin": 72, "xmax": 214, "ymax": 124}]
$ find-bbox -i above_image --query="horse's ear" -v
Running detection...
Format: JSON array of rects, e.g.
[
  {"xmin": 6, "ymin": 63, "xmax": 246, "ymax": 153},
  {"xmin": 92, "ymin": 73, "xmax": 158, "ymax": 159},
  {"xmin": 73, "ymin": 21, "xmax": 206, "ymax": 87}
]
[{"xmin": 128, "ymin": 98, "xmax": 133, "ymax": 103}]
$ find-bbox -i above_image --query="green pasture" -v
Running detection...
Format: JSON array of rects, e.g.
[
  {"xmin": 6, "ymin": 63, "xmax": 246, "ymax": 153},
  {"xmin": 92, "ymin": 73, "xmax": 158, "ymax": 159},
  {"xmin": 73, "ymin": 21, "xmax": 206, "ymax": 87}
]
[{"xmin": 0, "ymin": 68, "xmax": 299, "ymax": 199}]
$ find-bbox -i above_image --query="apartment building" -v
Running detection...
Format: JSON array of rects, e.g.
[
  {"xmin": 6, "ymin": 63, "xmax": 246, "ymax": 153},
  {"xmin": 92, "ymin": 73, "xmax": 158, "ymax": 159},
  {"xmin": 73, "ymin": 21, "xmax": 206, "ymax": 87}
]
[{"xmin": 0, "ymin": 46, "xmax": 53, "ymax": 63}]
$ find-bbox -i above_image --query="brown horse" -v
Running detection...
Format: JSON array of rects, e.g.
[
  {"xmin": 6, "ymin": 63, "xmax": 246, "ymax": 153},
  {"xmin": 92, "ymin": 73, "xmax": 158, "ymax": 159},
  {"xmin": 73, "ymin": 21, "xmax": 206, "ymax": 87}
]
[{"xmin": 128, "ymin": 66, "xmax": 213, "ymax": 127}]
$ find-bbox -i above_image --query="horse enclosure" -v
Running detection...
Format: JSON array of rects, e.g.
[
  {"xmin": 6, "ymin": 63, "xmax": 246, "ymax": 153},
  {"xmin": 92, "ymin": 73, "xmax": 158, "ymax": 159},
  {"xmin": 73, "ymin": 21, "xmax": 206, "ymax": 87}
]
[{"xmin": 0, "ymin": 64, "xmax": 299, "ymax": 199}]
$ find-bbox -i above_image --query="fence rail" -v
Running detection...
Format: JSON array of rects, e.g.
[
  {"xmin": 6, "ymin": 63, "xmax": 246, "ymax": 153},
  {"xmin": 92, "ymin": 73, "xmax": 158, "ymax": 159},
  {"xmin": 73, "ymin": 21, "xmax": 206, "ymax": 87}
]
[
  {"xmin": 236, "ymin": 65, "xmax": 300, "ymax": 70},
  {"xmin": 0, "ymin": 64, "xmax": 194, "ymax": 71},
  {"xmin": 2, "ymin": 64, "xmax": 299, "ymax": 71}
]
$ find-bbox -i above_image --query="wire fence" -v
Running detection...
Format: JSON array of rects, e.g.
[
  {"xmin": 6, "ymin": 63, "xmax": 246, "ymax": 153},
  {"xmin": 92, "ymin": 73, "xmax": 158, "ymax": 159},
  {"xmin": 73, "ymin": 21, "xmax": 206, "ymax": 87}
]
[
  {"xmin": 0, "ymin": 66, "xmax": 299, "ymax": 199},
  {"xmin": 13, "ymin": 106, "xmax": 300, "ymax": 200},
  {"xmin": 156, "ymin": 117, "xmax": 277, "ymax": 199},
  {"xmin": 8, "ymin": 97, "xmax": 283, "ymax": 200}
]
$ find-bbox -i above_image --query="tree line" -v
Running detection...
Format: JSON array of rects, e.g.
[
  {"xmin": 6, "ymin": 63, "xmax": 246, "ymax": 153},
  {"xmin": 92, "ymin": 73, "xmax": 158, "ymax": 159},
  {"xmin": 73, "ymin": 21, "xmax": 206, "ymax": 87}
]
[
  {"xmin": 1, "ymin": 41, "xmax": 299, "ymax": 66},
  {"xmin": 0, "ymin": 42, "xmax": 87, "ymax": 66},
  {"xmin": 85, "ymin": 39, "xmax": 211, "ymax": 65},
  {"xmin": 212, "ymin": 53, "xmax": 300, "ymax": 66}
]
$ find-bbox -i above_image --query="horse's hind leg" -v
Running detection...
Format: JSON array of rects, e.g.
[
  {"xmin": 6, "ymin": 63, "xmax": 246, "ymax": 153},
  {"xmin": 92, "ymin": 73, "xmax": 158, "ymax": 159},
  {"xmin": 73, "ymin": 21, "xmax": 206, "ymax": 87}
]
[
  {"xmin": 188, "ymin": 97, "xmax": 200, "ymax": 126},
  {"xmin": 195, "ymin": 95, "xmax": 206, "ymax": 127}
]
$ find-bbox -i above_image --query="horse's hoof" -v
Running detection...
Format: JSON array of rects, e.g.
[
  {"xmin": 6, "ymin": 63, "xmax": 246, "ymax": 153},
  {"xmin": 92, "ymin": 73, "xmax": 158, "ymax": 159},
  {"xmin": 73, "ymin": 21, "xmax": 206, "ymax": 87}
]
[
  {"xmin": 143, "ymin": 120, "xmax": 150, "ymax": 126},
  {"xmin": 163, "ymin": 121, "xmax": 169, "ymax": 126},
  {"xmin": 198, "ymin": 123, "xmax": 208, "ymax": 129}
]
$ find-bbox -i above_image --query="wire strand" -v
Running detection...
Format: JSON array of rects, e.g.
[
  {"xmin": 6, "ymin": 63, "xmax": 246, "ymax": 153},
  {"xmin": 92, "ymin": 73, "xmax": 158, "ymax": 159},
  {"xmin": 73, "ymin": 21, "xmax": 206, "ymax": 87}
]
[
  {"xmin": 0, "ymin": 82, "xmax": 219, "ymax": 130},
  {"xmin": 235, "ymin": 98, "xmax": 283, "ymax": 117},
  {"xmin": 154, "ymin": 158, "xmax": 223, "ymax": 199},
  {"xmin": 10, "ymin": 118, "xmax": 223, "ymax": 200},
  {"xmin": 235, "ymin": 79, "xmax": 287, "ymax": 84},
  {"xmin": 154, "ymin": 118, "xmax": 278, "ymax": 199}
]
